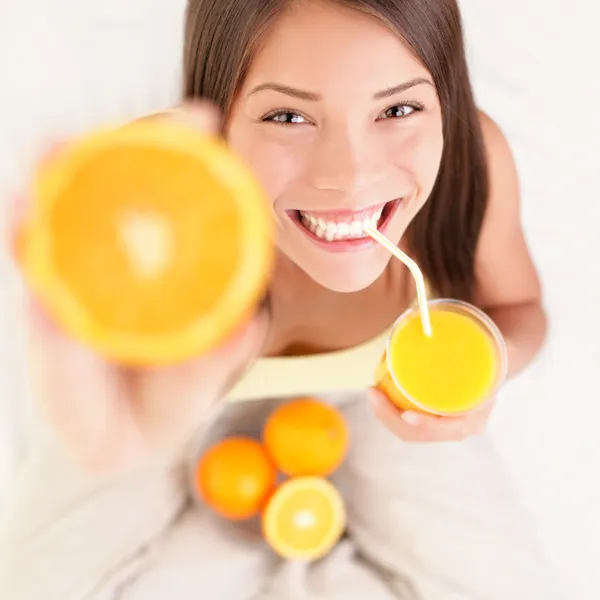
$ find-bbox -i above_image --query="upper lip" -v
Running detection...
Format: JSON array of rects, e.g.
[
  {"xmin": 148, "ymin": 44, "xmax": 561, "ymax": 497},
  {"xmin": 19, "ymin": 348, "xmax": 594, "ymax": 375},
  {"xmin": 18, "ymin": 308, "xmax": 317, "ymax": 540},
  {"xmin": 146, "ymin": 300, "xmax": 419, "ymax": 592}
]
[{"xmin": 293, "ymin": 202, "xmax": 387, "ymax": 216}]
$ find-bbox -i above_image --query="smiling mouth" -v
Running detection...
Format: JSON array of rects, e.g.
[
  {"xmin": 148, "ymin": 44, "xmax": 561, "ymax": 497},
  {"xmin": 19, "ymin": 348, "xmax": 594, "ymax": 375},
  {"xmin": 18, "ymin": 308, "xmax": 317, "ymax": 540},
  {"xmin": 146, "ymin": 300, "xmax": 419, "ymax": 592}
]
[{"xmin": 288, "ymin": 199, "xmax": 401, "ymax": 247}]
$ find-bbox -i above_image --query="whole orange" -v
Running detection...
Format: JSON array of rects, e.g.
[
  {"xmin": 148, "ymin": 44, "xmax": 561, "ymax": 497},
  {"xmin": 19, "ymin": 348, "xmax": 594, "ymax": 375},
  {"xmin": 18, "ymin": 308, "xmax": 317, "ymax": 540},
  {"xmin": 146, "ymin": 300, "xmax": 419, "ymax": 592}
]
[
  {"xmin": 262, "ymin": 398, "xmax": 349, "ymax": 477},
  {"xmin": 195, "ymin": 437, "xmax": 276, "ymax": 520}
]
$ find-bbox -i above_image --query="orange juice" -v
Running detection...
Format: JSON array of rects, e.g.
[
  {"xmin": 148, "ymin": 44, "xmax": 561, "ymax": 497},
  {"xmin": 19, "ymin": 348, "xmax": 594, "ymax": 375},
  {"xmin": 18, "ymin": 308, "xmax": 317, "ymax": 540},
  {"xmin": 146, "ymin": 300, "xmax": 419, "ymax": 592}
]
[{"xmin": 375, "ymin": 299, "xmax": 507, "ymax": 416}]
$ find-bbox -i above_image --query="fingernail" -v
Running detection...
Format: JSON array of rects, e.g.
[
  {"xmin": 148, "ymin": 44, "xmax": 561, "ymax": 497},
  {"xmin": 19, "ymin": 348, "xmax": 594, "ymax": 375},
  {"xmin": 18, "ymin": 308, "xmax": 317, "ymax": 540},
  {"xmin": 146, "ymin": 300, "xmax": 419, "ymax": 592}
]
[{"xmin": 401, "ymin": 411, "xmax": 420, "ymax": 425}]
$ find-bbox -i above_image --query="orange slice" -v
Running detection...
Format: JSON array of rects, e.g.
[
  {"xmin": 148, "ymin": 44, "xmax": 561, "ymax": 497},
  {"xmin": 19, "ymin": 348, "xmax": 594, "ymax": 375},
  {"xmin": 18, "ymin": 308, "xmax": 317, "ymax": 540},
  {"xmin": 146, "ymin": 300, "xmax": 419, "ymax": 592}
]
[
  {"xmin": 17, "ymin": 119, "xmax": 274, "ymax": 365},
  {"xmin": 195, "ymin": 437, "xmax": 277, "ymax": 520},
  {"xmin": 262, "ymin": 477, "xmax": 346, "ymax": 560},
  {"xmin": 262, "ymin": 398, "xmax": 349, "ymax": 477}
]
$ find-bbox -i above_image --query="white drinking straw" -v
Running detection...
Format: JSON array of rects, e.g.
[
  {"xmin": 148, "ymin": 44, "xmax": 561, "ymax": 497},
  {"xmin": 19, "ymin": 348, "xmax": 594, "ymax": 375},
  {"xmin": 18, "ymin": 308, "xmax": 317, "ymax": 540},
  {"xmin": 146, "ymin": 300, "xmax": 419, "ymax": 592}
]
[{"xmin": 364, "ymin": 226, "xmax": 432, "ymax": 337}]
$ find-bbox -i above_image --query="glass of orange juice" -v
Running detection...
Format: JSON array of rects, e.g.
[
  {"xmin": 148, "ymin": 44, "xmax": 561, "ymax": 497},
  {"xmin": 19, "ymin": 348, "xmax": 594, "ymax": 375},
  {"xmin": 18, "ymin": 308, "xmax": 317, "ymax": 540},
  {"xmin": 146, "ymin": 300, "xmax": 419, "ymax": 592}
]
[{"xmin": 374, "ymin": 299, "xmax": 508, "ymax": 417}]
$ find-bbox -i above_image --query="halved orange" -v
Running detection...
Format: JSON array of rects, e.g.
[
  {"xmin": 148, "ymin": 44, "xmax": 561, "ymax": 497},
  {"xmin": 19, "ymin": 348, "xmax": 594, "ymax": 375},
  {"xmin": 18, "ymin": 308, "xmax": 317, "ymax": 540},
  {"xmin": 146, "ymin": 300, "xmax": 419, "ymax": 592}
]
[
  {"xmin": 195, "ymin": 437, "xmax": 277, "ymax": 521},
  {"xmin": 262, "ymin": 477, "xmax": 346, "ymax": 561},
  {"xmin": 17, "ymin": 119, "xmax": 274, "ymax": 365}
]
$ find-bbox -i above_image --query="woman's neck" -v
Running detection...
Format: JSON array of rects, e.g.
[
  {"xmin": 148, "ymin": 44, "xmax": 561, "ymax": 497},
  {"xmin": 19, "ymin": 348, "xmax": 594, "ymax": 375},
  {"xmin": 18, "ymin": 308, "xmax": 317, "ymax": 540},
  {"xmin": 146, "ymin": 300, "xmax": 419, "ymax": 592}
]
[{"xmin": 264, "ymin": 253, "xmax": 411, "ymax": 357}]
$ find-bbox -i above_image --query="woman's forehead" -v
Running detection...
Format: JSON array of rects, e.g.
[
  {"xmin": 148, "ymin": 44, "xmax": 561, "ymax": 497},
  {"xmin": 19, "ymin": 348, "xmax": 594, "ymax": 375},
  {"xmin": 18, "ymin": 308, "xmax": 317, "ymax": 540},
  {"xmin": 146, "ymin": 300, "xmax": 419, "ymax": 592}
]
[{"xmin": 240, "ymin": 1, "xmax": 432, "ymax": 98}]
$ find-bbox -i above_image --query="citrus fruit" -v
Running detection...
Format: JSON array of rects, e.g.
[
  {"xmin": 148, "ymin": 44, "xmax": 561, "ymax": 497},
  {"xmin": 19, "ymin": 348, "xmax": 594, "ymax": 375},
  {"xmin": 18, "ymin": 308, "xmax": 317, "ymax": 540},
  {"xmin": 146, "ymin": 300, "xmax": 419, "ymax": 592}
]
[
  {"xmin": 263, "ymin": 398, "xmax": 349, "ymax": 477},
  {"xmin": 262, "ymin": 477, "xmax": 346, "ymax": 560},
  {"xmin": 17, "ymin": 119, "xmax": 274, "ymax": 366},
  {"xmin": 195, "ymin": 437, "xmax": 276, "ymax": 520}
]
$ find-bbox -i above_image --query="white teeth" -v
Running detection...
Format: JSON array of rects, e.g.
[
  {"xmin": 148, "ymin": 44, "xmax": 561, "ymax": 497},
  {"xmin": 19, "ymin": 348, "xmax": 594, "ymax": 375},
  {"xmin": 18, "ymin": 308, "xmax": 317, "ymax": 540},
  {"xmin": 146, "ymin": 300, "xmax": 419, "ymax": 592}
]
[
  {"xmin": 299, "ymin": 208, "xmax": 386, "ymax": 241},
  {"xmin": 350, "ymin": 221, "xmax": 362, "ymax": 237},
  {"xmin": 337, "ymin": 222, "xmax": 349, "ymax": 237}
]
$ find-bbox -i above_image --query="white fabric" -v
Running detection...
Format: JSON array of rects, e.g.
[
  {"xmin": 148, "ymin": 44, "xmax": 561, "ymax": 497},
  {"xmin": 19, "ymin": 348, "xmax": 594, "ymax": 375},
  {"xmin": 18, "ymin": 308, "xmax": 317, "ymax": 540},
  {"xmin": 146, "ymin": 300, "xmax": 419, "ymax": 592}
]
[
  {"xmin": 1, "ymin": 394, "xmax": 563, "ymax": 599},
  {"xmin": 0, "ymin": 0, "xmax": 599, "ymax": 598}
]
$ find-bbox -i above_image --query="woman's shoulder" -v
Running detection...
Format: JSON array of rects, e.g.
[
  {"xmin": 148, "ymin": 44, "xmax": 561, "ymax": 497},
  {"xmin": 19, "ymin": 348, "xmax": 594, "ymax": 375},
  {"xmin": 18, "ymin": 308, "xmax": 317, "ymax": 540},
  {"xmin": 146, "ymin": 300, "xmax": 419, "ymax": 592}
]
[
  {"xmin": 478, "ymin": 110, "xmax": 513, "ymax": 160},
  {"xmin": 477, "ymin": 109, "xmax": 520, "ymax": 221},
  {"xmin": 473, "ymin": 109, "xmax": 541, "ymax": 307}
]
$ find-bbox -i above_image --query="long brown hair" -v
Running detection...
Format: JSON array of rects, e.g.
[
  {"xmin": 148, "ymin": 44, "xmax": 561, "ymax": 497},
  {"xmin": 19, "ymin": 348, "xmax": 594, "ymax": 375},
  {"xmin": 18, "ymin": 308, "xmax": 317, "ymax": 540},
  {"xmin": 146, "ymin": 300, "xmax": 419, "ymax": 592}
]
[{"xmin": 183, "ymin": 0, "xmax": 488, "ymax": 301}]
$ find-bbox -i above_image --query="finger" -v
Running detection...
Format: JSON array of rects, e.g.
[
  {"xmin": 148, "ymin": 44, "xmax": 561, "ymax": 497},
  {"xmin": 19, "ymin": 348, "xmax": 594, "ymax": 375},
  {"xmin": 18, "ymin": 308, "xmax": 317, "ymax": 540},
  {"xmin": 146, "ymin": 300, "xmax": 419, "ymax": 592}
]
[
  {"xmin": 369, "ymin": 388, "xmax": 474, "ymax": 442},
  {"xmin": 176, "ymin": 100, "xmax": 222, "ymax": 133},
  {"xmin": 138, "ymin": 100, "xmax": 222, "ymax": 136}
]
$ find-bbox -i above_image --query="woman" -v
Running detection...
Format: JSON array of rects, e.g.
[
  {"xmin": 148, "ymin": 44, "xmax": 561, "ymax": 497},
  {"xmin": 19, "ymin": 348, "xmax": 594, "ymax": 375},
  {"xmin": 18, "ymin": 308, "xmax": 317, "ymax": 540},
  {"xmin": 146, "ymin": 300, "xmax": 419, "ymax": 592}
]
[{"xmin": 1, "ymin": 0, "xmax": 561, "ymax": 598}]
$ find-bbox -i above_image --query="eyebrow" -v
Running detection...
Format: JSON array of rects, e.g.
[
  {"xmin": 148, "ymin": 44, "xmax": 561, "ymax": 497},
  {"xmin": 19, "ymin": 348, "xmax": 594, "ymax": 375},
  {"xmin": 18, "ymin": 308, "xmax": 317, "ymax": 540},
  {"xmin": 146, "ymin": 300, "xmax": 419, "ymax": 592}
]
[
  {"xmin": 246, "ymin": 77, "xmax": 433, "ymax": 102},
  {"xmin": 247, "ymin": 83, "xmax": 321, "ymax": 101},
  {"xmin": 373, "ymin": 77, "xmax": 433, "ymax": 100}
]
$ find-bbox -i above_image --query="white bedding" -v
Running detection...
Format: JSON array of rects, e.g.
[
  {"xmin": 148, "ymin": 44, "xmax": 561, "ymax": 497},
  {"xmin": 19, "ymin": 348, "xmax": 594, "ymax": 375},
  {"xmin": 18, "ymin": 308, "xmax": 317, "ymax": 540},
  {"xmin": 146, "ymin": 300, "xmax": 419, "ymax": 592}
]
[{"xmin": 1, "ymin": 1, "xmax": 598, "ymax": 598}]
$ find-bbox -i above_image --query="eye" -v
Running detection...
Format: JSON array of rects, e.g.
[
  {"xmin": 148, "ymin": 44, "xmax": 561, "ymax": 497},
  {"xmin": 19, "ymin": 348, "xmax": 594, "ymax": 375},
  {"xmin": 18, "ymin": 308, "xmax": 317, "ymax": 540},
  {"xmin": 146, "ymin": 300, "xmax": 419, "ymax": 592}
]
[
  {"xmin": 378, "ymin": 102, "xmax": 423, "ymax": 121},
  {"xmin": 262, "ymin": 111, "xmax": 309, "ymax": 125}
]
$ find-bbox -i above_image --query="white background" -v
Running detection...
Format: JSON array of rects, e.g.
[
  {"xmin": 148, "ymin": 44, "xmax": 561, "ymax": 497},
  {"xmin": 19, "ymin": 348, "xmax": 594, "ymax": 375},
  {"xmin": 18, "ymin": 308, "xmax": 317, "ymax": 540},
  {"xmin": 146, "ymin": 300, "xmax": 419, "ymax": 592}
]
[{"xmin": 1, "ymin": 1, "xmax": 599, "ymax": 598}]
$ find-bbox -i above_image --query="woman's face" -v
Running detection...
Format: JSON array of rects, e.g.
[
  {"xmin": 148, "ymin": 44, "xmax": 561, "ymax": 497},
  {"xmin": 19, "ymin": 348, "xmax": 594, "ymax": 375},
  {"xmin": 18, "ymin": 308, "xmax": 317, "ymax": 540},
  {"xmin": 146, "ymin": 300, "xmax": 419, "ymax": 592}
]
[{"xmin": 227, "ymin": 1, "xmax": 444, "ymax": 293}]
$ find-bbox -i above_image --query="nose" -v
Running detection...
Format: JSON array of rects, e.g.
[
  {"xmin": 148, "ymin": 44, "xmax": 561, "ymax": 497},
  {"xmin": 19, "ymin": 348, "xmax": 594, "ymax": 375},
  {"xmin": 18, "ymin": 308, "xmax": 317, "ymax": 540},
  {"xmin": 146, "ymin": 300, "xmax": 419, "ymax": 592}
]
[{"xmin": 306, "ymin": 125, "xmax": 387, "ymax": 196}]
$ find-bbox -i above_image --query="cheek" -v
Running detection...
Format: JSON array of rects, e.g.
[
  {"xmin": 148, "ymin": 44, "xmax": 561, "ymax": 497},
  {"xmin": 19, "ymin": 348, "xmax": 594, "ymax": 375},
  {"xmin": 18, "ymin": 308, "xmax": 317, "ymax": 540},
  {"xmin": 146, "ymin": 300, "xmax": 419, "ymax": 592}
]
[
  {"xmin": 390, "ymin": 122, "xmax": 444, "ymax": 197},
  {"xmin": 227, "ymin": 124, "xmax": 309, "ymax": 205}
]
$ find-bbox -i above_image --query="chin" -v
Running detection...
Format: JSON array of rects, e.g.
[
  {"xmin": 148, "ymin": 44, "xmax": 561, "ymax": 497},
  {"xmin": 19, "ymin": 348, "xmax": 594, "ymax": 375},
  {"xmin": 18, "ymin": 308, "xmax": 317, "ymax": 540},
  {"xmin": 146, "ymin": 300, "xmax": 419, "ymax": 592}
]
[{"xmin": 298, "ymin": 256, "xmax": 390, "ymax": 293}]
